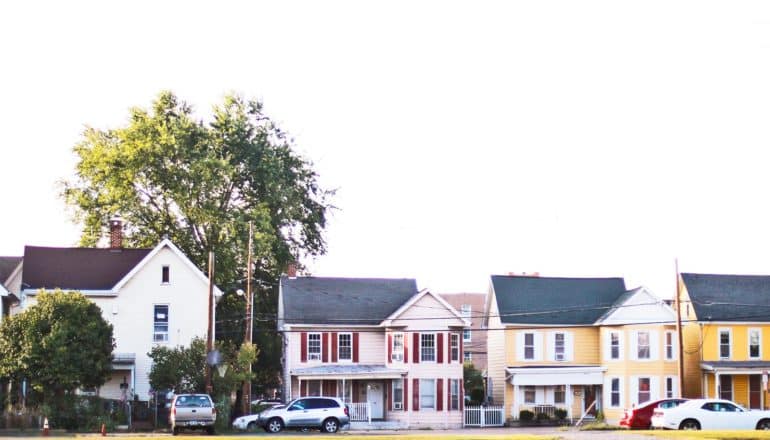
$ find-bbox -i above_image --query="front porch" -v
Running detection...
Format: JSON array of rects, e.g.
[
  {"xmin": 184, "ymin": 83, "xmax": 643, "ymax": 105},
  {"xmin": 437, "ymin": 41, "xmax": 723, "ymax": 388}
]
[
  {"xmin": 702, "ymin": 361, "xmax": 770, "ymax": 410},
  {"xmin": 507, "ymin": 366, "xmax": 605, "ymax": 420}
]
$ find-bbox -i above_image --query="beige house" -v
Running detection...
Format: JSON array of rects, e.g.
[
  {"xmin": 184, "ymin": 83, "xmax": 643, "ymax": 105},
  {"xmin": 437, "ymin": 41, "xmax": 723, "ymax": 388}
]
[{"xmin": 439, "ymin": 293, "xmax": 487, "ymax": 373}]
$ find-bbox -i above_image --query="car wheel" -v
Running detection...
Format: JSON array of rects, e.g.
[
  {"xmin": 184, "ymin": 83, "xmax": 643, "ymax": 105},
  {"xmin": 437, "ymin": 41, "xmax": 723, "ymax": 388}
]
[
  {"xmin": 757, "ymin": 419, "xmax": 770, "ymax": 430},
  {"xmin": 246, "ymin": 421, "xmax": 257, "ymax": 432},
  {"xmin": 322, "ymin": 418, "xmax": 339, "ymax": 433},
  {"xmin": 267, "ymin": 417, "xmax": 284, "ymax": 433},
  {"xmin": 680, "ymin": 419, "xmax": 700, "ymax": 430}
]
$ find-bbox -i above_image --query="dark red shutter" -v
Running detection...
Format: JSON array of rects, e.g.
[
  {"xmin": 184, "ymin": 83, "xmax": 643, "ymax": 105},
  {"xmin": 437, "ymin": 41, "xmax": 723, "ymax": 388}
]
[
  {"xmin": 460, "ymin": 380, "xmax": 464, "ymax": 410},
  {"xmin": 331, "ymin": 332, "xmax": 338, "ymax": 362},
  {"xmin": 404, "ymin": 335, "xmax": 409, "ymax": 363},
  {"xmin": 353, "ymin": 332, "xmax": 360, "ymax": 363},
  {"xmin": 448, "ymin": 334, "xmax": 453, "ymax": 363},
  {"xmin": 301, "ymin": 332, "xmax": 307, "ymax": 362},
  {"xmin": 330, "ymin": 380, "xmax": 337, "ymax": 397},
  {"xmin": 447, "ymin": 378, "xmax": 452, "ymax": 410},
  {"xmin": 387, "ymin": 334, "xmax": 392, "ymax": 363},
  {"xmin": 437, "ymin": 333, "xmax": 444, "ymax": 363},
  {"xmin": 403, "ymin": 378, "xmax": 409, "ymax": 411},
  {"xmin": 413, "ymin": 378, "xmax": 420, "ymax": 411},
  {"xmin": 322, "ymin": 333, "xmax": 329, "ymax": 363},
  {"xmin": 437, "ymin": 378, "xmax": 443, "ymax": 411},
  {"xmin": 413, "ymin": 333, "xmax": 420, "ymax": 363},
  {"xmin": 459, "ymin": 333, "xmax": 463, "ymax": 362},
  {"xmin": 387, "ymin": 380, "xmax": 393, "ymax": 411}
]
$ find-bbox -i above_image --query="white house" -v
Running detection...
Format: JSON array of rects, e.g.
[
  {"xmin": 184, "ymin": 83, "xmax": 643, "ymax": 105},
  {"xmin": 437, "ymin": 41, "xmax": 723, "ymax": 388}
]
[{"xmin": 11, "ymin": 219, "xmax": 221, "ymax": 402}]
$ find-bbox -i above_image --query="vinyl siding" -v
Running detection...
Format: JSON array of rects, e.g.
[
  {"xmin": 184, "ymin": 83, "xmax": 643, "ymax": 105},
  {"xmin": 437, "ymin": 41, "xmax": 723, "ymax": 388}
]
[{"xmin": 506, "ymin": 326, "xmax": 599, "ymax": 365}]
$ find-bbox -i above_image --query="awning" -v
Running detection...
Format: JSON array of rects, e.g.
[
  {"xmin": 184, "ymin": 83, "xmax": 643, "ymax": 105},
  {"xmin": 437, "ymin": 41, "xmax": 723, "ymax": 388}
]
[
  {"xmin": 507, "ymin": 365, "xmax": 605, "ymax": 386},
  {"xmin": 291, "ymin": 364, "xmax": 407, "ymax": 380},
  {"xmin": 112, "ymin": 353, "xmax": 136, "ymax": 366},
  {"xmin": 701, "ymin": 361, "xmax": 770, "ymax": 375}
]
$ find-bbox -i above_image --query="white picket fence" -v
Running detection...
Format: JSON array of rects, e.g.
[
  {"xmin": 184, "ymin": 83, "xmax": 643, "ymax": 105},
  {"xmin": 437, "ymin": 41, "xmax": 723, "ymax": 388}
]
[
  {"xmin": 347, "ymin": 402, "xmax": 371, "ymax": 423},
  {"xmin": 464, "ymin": 404, "xmax": 505, "ymax": 427}
]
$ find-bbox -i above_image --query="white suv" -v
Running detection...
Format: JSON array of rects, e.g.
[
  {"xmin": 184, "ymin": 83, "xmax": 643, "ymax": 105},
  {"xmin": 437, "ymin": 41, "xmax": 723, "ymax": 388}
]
[{"xmin": 257, "ymin": 397, "xmax": 350, "ymax": 433}]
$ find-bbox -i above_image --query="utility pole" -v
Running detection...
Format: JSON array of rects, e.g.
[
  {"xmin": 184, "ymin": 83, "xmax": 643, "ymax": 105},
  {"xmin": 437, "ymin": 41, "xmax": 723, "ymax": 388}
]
[
  {"xmin": 205, "ymin": 251, "xmax": 215, "ymax": 394},
  {"xmin": 241, "ymin": 223, "xmax": 254, "ymax": 415},
  {"xmin": 675, "ymin": 258, "xmax": 685, "ymax": 397}
]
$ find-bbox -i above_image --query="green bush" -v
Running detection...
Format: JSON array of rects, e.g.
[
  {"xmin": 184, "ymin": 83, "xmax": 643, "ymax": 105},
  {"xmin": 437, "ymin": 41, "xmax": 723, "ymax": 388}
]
[
  {"xmin": 519, "ymin": 409, "xmax": 534, "ymax": 422},
  {"xmin": 554, "ymin": 408, "xmax": 568, "ymax": 420},
  {"xmin": 536, "ymin": 411, "xmax": 550, "ymax": 421}
]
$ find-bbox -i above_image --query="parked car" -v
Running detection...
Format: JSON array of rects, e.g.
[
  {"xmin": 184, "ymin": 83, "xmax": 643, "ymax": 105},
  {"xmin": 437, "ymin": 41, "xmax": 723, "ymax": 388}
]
[
  {"xmin": 620, "ymin": 398, "xmax": 688, "ymax": 429},
  {"xmin": 652, "ymin": 398, "xmax": 770, "ymax": 430},
  {"xmin": 257, "ymin": 396, "xmax": 350, "ymax": 433},
  {"xmin": 169, "ymin": 394, "xmax": 217, "ymax": 435},
  {"xmin": 232, "ymin": 404, "xmax": 286, "ymax": 431}
]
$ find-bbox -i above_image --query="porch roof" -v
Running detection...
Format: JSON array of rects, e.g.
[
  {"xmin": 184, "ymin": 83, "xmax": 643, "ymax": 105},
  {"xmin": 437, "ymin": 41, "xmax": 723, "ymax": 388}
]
[
  {"xmin": 507, "ymin": 365, "xmax": 605, "ymax": 386},
  {"xmin": 291, "ymin": 364, "xmax": 407, "ymax": 380},
  {"xmin": 112, "ymin": 353, "xmax": 136, "ymax": 365},
  {"xmin": 702, "ymin": 361, "xmax": 770, "ymax": 373}
]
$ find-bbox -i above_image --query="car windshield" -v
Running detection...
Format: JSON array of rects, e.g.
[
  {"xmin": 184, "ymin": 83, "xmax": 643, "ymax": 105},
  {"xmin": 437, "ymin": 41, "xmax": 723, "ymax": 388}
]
[{"xmin": 175, "ymin": 396, "xmax": 212, "ymax": 407}]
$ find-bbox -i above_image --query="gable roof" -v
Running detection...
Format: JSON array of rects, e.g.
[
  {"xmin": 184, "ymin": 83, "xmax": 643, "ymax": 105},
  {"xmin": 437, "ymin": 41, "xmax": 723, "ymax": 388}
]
[
  {"xmin": 382, "ymin": 289, "xmax": 470, "ymax": 327},
  {"xmin": 0, "ymin": 256, "xmax": 22, "ymax": 283},
  {"xmin": 280, "ymin": 276, "xmax": 418, "ymax": 326},
  {"xmin": 594, "ymin": 286, "xmax": 675, "ymax": 325},
  {"xmin": 681, "ymin": 272, "xmax": 770, "ymax": 322},
  {"xmin": 23, "ymin": 246, "xmax": 151, "ymax": 290},
  {"xmin": 491, "ymin": 275, "xmax": 627, "ymax": 325}
]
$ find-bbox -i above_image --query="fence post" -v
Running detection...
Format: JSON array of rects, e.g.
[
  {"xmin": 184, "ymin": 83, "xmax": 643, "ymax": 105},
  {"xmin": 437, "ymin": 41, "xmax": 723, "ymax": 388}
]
[
  {"xmin": 367, "ymin": 402, "xmax": 371, "ymax": 424},
  {"xmin": 480, "ymin": 404, "xmax": 485, "ymax": 428}
]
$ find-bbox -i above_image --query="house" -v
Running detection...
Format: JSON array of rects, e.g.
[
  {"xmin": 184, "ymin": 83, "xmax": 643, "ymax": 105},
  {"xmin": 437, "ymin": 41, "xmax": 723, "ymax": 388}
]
[
  {"xmin": 10, "ymin": 218, "xmax": 221, "ymax": 402},
  {"xmin": 679, "ymin": 273, "xmax": 770, "ymax": 409},
  {"xmin": 484, "ymin": 275, "xmax": 679, "ymax": 423},
  {"xmin": 278, "ymin": 274, "xmax": 469, "ymax": 429},
  {"xmin": 439, "ymin": 293, "xmax": 487, "ymax": 373},
  {"xmin": 0, "ymin": 256, "xmax": 22, "ymax": 323}
]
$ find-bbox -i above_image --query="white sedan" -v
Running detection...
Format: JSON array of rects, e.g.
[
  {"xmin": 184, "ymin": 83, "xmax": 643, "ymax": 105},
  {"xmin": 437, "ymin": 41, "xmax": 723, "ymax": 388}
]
[
  {"xmin": 232, "ymin": 403, "xmax": 285, "ymax": 431},
  {"xmin": 652, "ymin": 398, "xmax": 770, "ymax": 430}
]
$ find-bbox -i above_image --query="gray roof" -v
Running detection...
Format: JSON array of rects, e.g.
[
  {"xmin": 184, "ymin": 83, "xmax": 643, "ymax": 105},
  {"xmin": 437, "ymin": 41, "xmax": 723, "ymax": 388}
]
[
  {"xmin": 701, "ymin": 360, "xmax": 770, "ymax": 370},
  {"xmin": 0, "ymin": 256, "xmax": 21, "ymax": 283},
  {"xmin": 681, "ymin": 273, "xmax": 770, "ymax": 322},
  {"xmin": 280, "ymin": 276, "xmax": 419, "ymax": 325},
  {"xmin": 491, "ymin": 275, "xmax": 627, "ymax": 325},
  {"xmin": 291, "ymin": 364, "xmax": 405, "ymax": 375}
]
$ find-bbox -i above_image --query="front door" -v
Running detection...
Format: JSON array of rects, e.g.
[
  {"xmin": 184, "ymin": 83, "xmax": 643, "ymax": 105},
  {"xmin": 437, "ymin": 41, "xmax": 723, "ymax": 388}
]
[
  {"xmin": 584, "ymin": 386, "xmax": 597, "ymax": 416},
  {"xmin": 750, "ymin": 375, "xmax": 762, "ymax": 409},
  {"xmin": 367, "ymin": 382, "xmax": 384, "ymax": 419}
]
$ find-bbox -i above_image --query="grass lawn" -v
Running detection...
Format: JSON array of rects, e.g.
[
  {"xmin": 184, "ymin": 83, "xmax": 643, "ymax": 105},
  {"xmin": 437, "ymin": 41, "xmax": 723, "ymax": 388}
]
[
  {"xmin": 63, "ymin": 436, "xmax": 560, "ymax": 440},
  {"xmin": 638, "ymin": 430, "xmax": 770, "ymax": 440}
]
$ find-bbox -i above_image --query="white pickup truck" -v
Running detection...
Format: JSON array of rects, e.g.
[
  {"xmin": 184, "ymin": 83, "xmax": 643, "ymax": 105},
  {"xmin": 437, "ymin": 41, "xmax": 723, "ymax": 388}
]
[{"xmin": 169, "ymin": 394, "xmax": 217, "ymax": 435}]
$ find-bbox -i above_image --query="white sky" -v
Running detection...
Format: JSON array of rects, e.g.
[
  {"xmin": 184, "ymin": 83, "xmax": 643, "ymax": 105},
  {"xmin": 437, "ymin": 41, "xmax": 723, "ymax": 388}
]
[{"xmin": 2, "ymin": 1, "xmax": 770, "ymax": 298}]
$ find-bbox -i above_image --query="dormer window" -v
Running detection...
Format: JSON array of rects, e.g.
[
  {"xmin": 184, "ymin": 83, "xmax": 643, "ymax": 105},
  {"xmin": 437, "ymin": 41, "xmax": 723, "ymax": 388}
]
[{"xmin": 162, "ymin": 266, "xmax": 170, "ymax": 284}]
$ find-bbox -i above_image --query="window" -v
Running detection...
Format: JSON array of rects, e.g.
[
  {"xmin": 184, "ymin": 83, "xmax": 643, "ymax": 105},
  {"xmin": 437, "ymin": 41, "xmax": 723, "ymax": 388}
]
[
  {"xmin": 420, "ymin": 334, "xmax": 436, "ymax": 362},
  {"xmin": 392, "ymin": 380, "xmax": 403, "ymax": 410},
  {"xmin": 554, "ymin": 385, "xmax": 565, "ymax": 404},
  {"xmin": 554, "ymin": 333, "xmax": 565, "ymax": 361},
  {"xmin": 637, "ymin": 332, "xmax": 650, "ymax": 359},
  {"xmin": 464, "ymin": 351, "xmax": 472, "ymax": 362},
  {"xmin": 308, "ymin": 333, "xmax": 321, "ymax": 361},
  {"xmin": 610, "ymin": 332, "xmax": 620, "ymax": 360},
  {"xmin": 450, "ymin": 379, "xmax": 460, "ymax": 410},
  {"xmin": 665, "ymin": 331, "xmax": 675, "ymax": 360},
  {"xmin": 161, "ymin": 265, "xmax": 170, "ymax": 284},
  {"xmin": 461, "ymin": 305, "xmax": 472, "ymax": 341},
  {"xmin": 666, "ymin": 377, "xmax": 674, "ymax": 398},
  {"xmin": 638, "ymin": 377, "xmax": 651, "ymax": 404},
  {"xmin": 307, "ymin": 380, "xmax": 321, "ymax": 396},
  {"xmin": 719, "ymin": 375, "xmax": 733, "ymax": 401},
  {"xmin": 153, "ymin": 305, "xmax": 169, "ymax": 342},
  {"xmin": 524, "ymin": 333, "xmax": 535, "ymax": 360},
  {"xmin": 719, "ymin": 329, "xmax": 731, "ymax": 359},
  {"xmin": 610, "ymin": 378, "xmax": 620, "ymax": 407},
  {"xmin": 450, "ymin": 333, "xmax": 460, "ymax": 362},
  {"xmin": 391, "ymin": 333, "xmax": 404, "ymax": 362},
  {"xmin": 523, "ymin": 386, "xmax": 536, "ymax": 404},
  {"xmin": 420, "ymin": 379, "xmax": 435, "ymax": 409},
  {"xmin": 749, "ymin": 328, "xmax": 761, "ymax": 359},
  {"xmin": 338, "ymin": 333, "xmax": 352, "ymax": 361}
]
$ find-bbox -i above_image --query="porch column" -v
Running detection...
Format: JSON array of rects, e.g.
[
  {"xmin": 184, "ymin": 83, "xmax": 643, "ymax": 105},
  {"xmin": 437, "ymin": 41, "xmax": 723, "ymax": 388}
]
[
  {"xmin": 513, "ymin": 384, "xmax": 519, "ymax": 418},
  {"xmin": 566, "ymin": 385, "xmax": 572, "ymax": 420},
  {"xmin": 715, "ymin": 373, "xmax": 720, "ymax": 399},
  {"xmin": 298, "ymin": 378, "xmax": 302, "ymax": 398},
  {"xmin": 342, "ymin": 378, "xmax": 346, "ymax": 402}
]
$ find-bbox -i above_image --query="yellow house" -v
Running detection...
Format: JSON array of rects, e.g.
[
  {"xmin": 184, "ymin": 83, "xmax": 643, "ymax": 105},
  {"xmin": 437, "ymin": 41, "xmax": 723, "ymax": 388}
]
[
  {"xmin": 485, "ymin": 275, "xmax": 680, "ymax": 423},
  {"xmin": 680, "ymin": 273, "xmax": 770, "ymax": 410}
]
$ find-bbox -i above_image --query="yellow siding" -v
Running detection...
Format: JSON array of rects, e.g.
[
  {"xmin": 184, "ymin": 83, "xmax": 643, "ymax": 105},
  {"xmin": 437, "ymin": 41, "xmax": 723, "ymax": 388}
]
[
  {"xmin": 734, "ymin": 375, "xmax": 749, "ymax": 408},
  {"xmin": 505, "ymin": 326, "xmax": 599, "ymax": 365},
  {"xmin": 682, "ymin": 322, "xmax": 702, "ymax": 398}
]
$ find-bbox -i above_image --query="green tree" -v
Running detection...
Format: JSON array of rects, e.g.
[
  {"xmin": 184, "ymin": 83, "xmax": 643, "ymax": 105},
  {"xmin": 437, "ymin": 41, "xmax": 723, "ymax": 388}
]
[
  {"xmin": 0, "ymin": 290, "xmax": 114, "ymax": 400},
  {"xmin": 63, "ymin": 91, "xmax": 333, "ymax": 392},
  {"xmin": 463, "ymin": 361, "xmax": 485, "ymax": 405}
]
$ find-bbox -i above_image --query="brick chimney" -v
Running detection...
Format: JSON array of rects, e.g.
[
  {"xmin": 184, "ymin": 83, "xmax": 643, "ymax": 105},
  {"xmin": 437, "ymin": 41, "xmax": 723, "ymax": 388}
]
[
  {"xmin": 109, "ymin": 215, "xmax": 123, "ymax": 249},
  {"xmin": 286, "ymin": 261, "xmax": 297, "ymax": 278}
]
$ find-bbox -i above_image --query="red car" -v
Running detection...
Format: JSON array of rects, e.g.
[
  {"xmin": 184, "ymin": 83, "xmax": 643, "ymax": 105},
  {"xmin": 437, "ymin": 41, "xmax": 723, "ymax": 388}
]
[{"xmin": 620, "ymin": 398, "xmax": 688, "ymax": 429}]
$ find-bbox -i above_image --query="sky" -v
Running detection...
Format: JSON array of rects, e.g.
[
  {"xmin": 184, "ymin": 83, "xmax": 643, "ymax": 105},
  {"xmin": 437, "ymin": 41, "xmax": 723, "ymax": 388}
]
[{"xmin": 2, "ymin": 1, "xmax": 770, "ymax": 299}]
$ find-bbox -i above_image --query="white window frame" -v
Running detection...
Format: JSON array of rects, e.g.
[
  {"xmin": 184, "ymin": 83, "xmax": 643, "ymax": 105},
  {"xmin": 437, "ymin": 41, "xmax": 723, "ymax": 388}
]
[
  {"xmin": 749, "ymin": 328, "xmax": 762, "ymax": 360},
  {"xmin": 307, "ymin": 332, "xmax": 322, "ymax": 361},
  {"xmin": 391, "ymin": 332, "xmax": 404, "ymax": 363},
  {"xmin": 665, "ymin": 331, "xmax": 676, "ymax": 360},
  {"xmin": 420, "ymin": 333, "xmax": 436, "ymax": 363},
  {"xmin": 464, "ymin": 351, "xmax": 472, "ymax": 362},
  {"xmin": 153, "ymin": 304, "xmax": 169, "ymax": 342},
  {"xmin": 554, "ymin": 332, "xmax": 566, "ymax": 361},
  {"xmin": 337, "ymin": 332, "xmax": 352, "ymax": 362},
  {"xmin": 610, "ymin": 331, "xmax": 621, "ymax": 360},
  {"xmin": 461, "ymin": 304, "xmax": 472, "ymax": 342},
  {"xmin": 522, "ymin": 386, "xmax": 536, "ymax": 404},
  {"xmin": 524, "ymin": 332, "xmax": 535, "ymax": 360},
  {"xmin": 718, "ymin": 328, "xmax": 732, "ymax": 360},
  {"xmin": 637, "ymin": 377, "xmax": 651, "ymax": 404},
  {"xmin": 392, "ymin": 380, "xmax": 403, "ymax": 410},
  {"xmin": 450, "ymin": 333, "xmax": 459, "ymax": 362},
  {"xmin": 637, "ymin": 331, "xmax": 651, "ymax": 360},
  {"xmin": 554, "ymin": 385, "xmax": 565, "ymax": 404},
  {"xmin": 665, "ymin": 376, "xmax": 675, "ymax": 398},
  {"xmin": 450, "ymin": 379, "xmax": 460, "ymax": 410},
  {"xmin": 610, "ymin": 377, "xmax": 621, "ymax": 408},
  {"xmin": 420, "ymin": 379, "xmax": 435, "ymax": 410}
]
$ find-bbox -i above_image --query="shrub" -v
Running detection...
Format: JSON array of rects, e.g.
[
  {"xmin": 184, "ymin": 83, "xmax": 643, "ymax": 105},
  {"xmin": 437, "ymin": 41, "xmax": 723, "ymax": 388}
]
[
  {"xmin": 536, "ymin": 411, "xmax": 550, "ymax": 421},
  {"xmin": 519, "ymin": 410, "xmax": 534, "ymax": 422},
  {"xmin": 554, "ymin": 408, "xmax": 568, "ymax": 420}
]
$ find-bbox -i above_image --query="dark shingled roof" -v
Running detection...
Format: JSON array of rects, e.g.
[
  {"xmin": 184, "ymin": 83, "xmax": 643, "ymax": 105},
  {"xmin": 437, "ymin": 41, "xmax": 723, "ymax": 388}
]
[
  {"xmin": 491, "ymin": 275, "xmax": 627, "ymax": 325},
  {"xmin": 681, "ymin": 273, "xmax": 770, "ymax": 322},
  {"xmin": 22, "ymin": 246, "xmax": 152, "ymax": 291},
  {"xmin": 0, "ymin": 256, "xmax": 22, "ymax": 282},
  {"xmin": 281, "ymin": 276, "xmax": 418, "ymax": 325}
]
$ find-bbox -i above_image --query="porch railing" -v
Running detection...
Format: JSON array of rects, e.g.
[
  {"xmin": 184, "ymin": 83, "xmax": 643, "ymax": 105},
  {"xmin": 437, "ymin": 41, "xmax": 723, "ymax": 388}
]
[
  {"xmin": 347, "ymin": 402, "xmax": 371, "ymax": 423},
  {"xmin": 519, "ymin": 403, "xmax": 568, "ymax": 419},
  {"xmin": 464, "ymin": 405, "xmax": 504, "ymax": 427}
]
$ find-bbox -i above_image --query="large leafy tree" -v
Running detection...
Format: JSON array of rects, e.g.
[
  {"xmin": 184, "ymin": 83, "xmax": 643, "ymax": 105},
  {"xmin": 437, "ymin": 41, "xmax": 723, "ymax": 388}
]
[
  {"xmin": 63, "ymin": 92, "xmax": 333, "ymax": 391},
  {"xmin": 0, "ymin": 290, "xmax": 114, "ymax": 399}
]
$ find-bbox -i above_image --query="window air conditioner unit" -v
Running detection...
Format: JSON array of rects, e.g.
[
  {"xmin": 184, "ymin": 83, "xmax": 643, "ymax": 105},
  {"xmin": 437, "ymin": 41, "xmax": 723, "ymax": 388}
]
[{"xmin": 394, "ymin": 402, "xmax": 402, "ymax": 410}]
